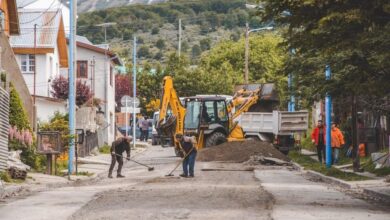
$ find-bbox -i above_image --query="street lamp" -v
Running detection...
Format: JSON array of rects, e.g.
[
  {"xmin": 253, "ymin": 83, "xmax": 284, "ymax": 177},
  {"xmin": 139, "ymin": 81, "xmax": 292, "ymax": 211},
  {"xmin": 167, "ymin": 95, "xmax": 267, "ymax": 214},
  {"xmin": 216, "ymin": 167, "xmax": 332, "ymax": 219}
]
[{"xmin": 244, "ymin": 23, "xmax": 274, "ymax": 83}]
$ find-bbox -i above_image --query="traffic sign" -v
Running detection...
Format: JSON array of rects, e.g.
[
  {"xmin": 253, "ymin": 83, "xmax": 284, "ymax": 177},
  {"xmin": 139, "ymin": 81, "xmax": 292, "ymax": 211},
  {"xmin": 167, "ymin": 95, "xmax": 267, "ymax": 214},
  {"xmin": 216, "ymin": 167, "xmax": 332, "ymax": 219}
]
[
  {"xmin": 121, "ymin": 96, "xmax": 140, "ymax": 107},
  {"xmin": 121, "ymin": 107, "xmax": 140, "ymax": 113}
]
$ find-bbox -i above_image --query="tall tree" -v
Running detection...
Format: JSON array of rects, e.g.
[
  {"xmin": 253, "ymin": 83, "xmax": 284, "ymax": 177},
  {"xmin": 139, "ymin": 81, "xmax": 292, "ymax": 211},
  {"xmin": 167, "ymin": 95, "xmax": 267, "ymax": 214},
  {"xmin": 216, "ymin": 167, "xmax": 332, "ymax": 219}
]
[
  {"xmin": 259, "ymin": 0, "xmax": 390, "ymax": 107},
  {"xmin": 115, "ymin": 74, "xmax": 132, "ymax": 107}
]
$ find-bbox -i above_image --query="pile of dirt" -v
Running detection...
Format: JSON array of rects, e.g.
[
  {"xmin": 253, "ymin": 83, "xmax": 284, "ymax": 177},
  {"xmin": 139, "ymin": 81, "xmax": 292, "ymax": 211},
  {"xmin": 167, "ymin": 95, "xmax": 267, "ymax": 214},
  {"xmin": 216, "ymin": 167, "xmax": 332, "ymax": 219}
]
[{"xmin": 197, "ymin": 140, "xmax": 290, "ymax": 163}]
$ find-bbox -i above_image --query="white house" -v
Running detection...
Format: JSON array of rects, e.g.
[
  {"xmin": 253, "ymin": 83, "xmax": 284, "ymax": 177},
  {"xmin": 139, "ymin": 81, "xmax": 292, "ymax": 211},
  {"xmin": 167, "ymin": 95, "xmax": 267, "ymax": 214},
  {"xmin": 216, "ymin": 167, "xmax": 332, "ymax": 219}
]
[
  {"xmin": 10, "ymin": 8, "xmax": 69, "ymax": 122},
  {"xmin": 64, "ymin": 35, "xmax": 122, "ymax": 145}
]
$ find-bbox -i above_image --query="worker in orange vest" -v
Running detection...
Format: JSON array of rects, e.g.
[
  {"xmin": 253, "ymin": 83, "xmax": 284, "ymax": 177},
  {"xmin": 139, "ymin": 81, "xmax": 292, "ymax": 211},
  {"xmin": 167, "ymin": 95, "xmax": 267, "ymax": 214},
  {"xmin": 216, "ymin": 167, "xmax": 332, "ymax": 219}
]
[{"xmin": 331, "ymin": 122, "xmax": 345, "ymax": 164}]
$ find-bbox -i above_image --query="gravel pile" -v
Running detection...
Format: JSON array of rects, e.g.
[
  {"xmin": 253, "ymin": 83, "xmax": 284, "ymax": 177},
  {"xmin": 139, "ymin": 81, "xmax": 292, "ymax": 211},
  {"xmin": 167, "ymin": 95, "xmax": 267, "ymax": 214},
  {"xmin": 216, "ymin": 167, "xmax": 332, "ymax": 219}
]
[{"xmin": 197, "ymin": 140, "xmax": 290, "ymax": 163}]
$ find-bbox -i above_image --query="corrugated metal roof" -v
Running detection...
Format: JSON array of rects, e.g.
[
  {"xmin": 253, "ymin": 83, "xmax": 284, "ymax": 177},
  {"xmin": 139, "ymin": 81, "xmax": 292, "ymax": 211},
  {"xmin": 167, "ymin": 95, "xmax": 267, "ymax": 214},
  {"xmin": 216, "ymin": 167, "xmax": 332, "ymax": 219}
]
[
  {"xmin": 76, "ymin": 35, "xmax": 92, "ymax": 45},
  {"xmin": 16, "ymin": 0, "xmax": 37, "ymax": 8},
  {"xmin": 10, "ymin": 9, "xmax": 62, "ymax": 48},
  {"xmin": 0, "ymin": 88, "xmax": 9, "ymax": 172}
]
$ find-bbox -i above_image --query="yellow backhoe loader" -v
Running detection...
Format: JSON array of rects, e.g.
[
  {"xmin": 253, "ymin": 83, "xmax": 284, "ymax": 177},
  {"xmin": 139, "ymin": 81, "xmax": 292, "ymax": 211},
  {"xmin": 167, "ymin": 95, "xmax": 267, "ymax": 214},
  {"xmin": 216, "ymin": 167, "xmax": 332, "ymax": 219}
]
[{"xmin": 157, "ymin": 76, "xmax": 263, "ymax": 156}]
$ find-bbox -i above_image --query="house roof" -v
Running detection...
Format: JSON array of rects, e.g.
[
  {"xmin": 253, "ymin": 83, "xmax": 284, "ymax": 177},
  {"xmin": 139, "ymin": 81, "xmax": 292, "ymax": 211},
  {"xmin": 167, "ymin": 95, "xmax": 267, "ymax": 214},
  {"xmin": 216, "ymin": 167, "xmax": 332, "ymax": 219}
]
[
  {"xmin": 2, "ymin": 0, "xmax": 20, "ymax": 35},
  {"xmin": 69, "ymin": 36, "xmax": 123, "ymax": 66},
  {"xmin": 10, "ymin": 9, "xmax": 62, "ymax": 48},
  {"xmin": 10, "ymin": 8, "xmax": 68, "ymax": 67},
  {"xmin": 16, "ymin": 0, "xmax": 36, "ymax": 8}
]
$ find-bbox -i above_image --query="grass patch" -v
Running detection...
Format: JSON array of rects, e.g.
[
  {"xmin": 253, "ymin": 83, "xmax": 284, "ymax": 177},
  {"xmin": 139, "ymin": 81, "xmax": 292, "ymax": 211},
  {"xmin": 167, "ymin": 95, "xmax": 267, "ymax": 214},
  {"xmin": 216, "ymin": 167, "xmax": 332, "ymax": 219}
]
[
  {"xmin": 99, "ymin": 145, "xmax": 111, "ymax": 154},
  {"xmin": 364, "ymin": 158, "xmax": 390, "ymax": 177},
  {"xmin": 289, "ymin": 151, "xmax": 371, "ymax": 181}
]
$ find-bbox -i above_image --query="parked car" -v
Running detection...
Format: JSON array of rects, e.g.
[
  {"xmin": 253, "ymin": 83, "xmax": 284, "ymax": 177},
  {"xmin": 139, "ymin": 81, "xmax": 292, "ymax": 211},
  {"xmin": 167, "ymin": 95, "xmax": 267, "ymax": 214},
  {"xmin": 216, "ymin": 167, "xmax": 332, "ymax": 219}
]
[{"xmin": 152, "ymin": 111, "xmax": 172, "ymax": 147}]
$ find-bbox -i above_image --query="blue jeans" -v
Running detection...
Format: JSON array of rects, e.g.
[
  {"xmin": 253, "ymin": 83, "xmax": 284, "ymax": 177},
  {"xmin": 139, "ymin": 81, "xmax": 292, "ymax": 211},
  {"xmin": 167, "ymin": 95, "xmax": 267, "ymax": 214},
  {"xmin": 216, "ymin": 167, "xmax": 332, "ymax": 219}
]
[
  {"xmin": 183, "ymin": 150, "xmax": 197, "ymax": 176},
  {"xmin": 333, "ymin": 148, "xmax": 340, "ymax": 164}
]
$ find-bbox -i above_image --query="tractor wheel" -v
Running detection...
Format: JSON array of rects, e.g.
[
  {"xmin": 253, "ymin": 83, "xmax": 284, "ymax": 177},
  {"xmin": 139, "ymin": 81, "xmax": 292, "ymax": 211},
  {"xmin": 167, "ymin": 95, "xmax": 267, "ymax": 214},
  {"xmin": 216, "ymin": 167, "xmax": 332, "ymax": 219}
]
[{"xmin": 205, "ymin": 132, "xmax": 227, "ymax": 148}]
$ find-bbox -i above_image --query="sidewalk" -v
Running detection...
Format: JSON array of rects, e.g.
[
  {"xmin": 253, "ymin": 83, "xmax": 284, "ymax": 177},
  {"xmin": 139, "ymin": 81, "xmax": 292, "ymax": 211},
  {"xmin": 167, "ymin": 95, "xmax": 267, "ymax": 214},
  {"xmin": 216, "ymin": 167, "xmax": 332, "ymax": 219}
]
[
  {"xmin": 296, "ymin": 149, "xmax": 390, "ymax": 204},
  {"xmin": 1, "ymin": 143, "xmax": 148, "ymax": 200}
]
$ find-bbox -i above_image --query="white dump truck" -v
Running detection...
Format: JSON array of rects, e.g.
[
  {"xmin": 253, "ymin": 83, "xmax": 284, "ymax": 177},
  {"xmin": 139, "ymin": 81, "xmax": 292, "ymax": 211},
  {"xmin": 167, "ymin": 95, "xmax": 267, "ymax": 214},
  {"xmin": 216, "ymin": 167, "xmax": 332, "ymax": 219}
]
[{"xmin": 237, "ymin": 110, "xmax": 309, "ymax": 154}]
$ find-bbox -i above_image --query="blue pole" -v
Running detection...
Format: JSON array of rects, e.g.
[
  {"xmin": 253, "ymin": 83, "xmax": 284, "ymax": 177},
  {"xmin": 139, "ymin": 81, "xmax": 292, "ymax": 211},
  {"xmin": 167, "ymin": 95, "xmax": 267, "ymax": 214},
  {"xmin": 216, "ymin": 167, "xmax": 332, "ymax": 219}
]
[
  {"xmin": 288, "ymin": 73, "xmax": 295, "ymax": 112},
  {"xmin": 288, "ymin": 49, "xmax": 295, "ymax": 112},
  {"xmin": 325, "ymin": 65, "xmax": 332, "ymax": 168},
  {"xmin": 68, "ymin": 0, "xmax": 75, "ymax": 175},
  {"xmin": 132, "ymin": 36, "xmax": 137, "ymax": 149}
]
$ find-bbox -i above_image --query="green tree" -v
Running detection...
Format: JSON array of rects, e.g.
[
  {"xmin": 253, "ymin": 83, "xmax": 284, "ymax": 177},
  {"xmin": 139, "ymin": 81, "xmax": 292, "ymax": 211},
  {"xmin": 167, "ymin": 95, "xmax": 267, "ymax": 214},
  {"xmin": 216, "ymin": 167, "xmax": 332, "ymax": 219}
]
[
  {"xmin": 200, "ymin": 38, "xmax": 211, "ymax": 51},
  {"xmin": 151, "ymin": 26, "xmax": 159, "ymax": 35},
  {"xmin": 260, "ymin": 0, "xmax": 390, "ymax": 106},
  {"xmin": 191, "ymin": 44, "xmax": 202, "ymax": 59},
  {"xmin": 199, "ymin": 33, "xmax": 287, "ymax": 99},
  {"xmin": 156, "ymin": 39, "xmax": 166, "ymax": 50},
  {"xmin": 138, "ymin": 46, "xmax": 151, "ymax": 58}
]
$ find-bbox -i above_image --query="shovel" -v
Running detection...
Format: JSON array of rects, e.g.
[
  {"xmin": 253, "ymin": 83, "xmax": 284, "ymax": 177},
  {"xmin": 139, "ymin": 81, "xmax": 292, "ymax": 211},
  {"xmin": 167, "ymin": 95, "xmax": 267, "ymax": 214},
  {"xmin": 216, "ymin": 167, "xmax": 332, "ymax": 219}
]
[{"xmin": 114, "ymin": 153, "xmax": 155, "ymax": 171}]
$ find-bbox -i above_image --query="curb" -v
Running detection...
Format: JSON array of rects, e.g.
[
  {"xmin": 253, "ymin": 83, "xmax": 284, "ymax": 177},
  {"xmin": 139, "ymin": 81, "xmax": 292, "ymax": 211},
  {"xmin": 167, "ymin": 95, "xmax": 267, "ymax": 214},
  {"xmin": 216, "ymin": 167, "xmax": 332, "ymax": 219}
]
[
  {"xmin": 363, "ymin": 188, "xmax": 390, "ymax": 203},
  {"xmin": 292, "ymin": 162, "xmax": 390, "ymax": 204},
  {"xmin": 1, "ymin": 147, "xmax": 149, "ymax": 200}
]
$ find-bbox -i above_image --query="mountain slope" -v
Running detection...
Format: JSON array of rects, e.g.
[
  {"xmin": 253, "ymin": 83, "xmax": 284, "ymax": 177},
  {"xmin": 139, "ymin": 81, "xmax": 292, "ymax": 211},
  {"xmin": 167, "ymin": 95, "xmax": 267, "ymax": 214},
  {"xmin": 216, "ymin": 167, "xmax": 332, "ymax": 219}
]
[{"xmin": 77, "ymin": 0, "xmax": 261, "ymax": 64}]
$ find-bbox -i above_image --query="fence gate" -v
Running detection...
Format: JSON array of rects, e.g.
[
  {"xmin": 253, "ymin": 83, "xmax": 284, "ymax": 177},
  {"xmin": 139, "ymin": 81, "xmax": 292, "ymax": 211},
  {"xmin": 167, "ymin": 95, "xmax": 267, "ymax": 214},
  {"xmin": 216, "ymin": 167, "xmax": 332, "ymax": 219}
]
[{"xmin": 0, "ymin": 87, "xmax": 9, "ymax": 172}]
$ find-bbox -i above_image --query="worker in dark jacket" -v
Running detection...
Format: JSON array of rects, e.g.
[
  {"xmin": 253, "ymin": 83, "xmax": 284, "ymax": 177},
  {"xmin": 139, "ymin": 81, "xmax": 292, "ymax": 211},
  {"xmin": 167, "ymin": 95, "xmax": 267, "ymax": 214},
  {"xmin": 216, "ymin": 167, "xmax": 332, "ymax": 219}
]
[
  {"xmin": 176, "ymin": 134, "xmax": 197, "ymax": 178},
  {"xmin": 108, "ymin": 137, "xmax": 131, "ymax": 178}
]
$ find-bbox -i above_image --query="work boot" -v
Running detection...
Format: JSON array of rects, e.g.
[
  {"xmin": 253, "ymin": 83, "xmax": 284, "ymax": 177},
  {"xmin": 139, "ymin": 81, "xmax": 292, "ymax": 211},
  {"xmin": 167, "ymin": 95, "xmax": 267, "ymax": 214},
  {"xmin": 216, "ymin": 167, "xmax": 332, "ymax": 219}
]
[
  {"xmin": 188, "ymin": 174, "xmax": 194, "ymax": 178},
  {"xmin": 179, "ymin": 173, "xmax": 188, "ymax": 178},
  {"xmin": 117, "ymin": 174, "xmax": 125, "ymax": 178},
  {"xmin": 108, "ymin": 173, "xmax": 113, "ymax": 178}
]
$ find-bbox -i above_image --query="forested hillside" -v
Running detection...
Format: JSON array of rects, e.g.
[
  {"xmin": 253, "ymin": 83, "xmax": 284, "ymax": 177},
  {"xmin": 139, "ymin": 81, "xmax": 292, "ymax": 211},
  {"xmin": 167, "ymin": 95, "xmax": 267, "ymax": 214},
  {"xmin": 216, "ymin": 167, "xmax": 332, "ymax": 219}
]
[{"xmin": 77, "ymin": 0, "xmax": 262, "ymax": 64}]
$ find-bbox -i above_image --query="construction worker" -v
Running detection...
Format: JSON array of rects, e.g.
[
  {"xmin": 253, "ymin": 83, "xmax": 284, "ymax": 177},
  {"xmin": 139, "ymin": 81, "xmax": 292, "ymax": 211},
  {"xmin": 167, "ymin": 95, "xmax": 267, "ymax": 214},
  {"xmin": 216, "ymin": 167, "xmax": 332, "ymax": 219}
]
[
  {"xmin": 108, "ymin": 137, "xmax": 131, "ymax": 178},
  {"xmin": 311, "ymin": 120, "xmax": 326, "ymax": 163},
  {"xmin": 176, "ymin": 134, "xmax": 197, "ymax": 178},
  {"xmin": 331, "ymin": 122, "xmax": 345, "ymax": 164}
]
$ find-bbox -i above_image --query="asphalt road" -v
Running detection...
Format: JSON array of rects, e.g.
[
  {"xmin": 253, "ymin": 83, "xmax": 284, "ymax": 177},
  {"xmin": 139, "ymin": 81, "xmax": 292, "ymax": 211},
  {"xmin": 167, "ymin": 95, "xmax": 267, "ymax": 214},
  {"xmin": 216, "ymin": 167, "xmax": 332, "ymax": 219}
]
[{"xmin": 0, "ymin": 145, "xmax": 388, "ymax": 220}]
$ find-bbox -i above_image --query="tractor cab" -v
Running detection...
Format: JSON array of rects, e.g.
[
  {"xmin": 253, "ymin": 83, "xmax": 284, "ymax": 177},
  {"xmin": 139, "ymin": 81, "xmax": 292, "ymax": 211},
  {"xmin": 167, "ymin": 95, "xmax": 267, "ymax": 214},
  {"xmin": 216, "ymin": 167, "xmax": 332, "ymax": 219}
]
[{"xmin": 183, "ymin": 96, "xmax": 230, "ymax": 148}]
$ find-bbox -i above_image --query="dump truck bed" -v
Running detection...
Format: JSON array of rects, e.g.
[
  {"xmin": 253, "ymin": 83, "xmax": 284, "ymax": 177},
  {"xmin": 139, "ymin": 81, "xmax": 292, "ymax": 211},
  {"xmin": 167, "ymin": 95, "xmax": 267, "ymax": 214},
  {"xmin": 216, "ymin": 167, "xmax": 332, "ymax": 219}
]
[{"xmin": 237, "ymin": 111, "xmax": 309, "ymax": 135}]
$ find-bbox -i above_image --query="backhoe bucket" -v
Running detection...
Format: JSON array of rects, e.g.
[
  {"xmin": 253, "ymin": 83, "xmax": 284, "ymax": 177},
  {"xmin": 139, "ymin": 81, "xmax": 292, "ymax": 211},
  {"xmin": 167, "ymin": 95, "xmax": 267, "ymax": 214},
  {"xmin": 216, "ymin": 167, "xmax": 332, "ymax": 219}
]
[{"xmin": 157, "ymin": 115, "xmax": 176, "ymax": 137}]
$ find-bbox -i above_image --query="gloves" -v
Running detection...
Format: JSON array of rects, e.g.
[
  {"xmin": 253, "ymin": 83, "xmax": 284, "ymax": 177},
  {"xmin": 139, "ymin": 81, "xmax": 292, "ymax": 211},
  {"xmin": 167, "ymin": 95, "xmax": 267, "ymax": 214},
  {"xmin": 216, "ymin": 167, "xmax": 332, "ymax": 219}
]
[{"xmin": 111, "ymin": 151, "xmax": 115, "ymax": 156}]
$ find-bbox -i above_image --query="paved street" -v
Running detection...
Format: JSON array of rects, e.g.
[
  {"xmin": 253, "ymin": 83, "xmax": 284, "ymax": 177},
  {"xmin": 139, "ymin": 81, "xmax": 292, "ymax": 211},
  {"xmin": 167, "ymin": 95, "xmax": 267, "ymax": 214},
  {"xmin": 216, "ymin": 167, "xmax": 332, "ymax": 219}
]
[{"xmin": 0, "ymin": 145, "xmax": 389, "ymax": 220}]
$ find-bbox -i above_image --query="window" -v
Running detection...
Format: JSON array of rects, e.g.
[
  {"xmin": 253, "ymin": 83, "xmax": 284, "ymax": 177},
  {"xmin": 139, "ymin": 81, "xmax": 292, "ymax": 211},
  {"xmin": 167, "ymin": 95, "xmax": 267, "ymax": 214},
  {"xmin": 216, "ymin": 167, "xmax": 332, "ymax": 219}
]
[
  {"xmin": 77, "ymin": 61, "xmax": 88, "ymax": 78},
  {"xmin": 20, "ymin": 54, "xmax": 35, "ymax": 73},
  {"xmin": 216, "ymin": 101, "xmax": 228, "ymax": 122}
]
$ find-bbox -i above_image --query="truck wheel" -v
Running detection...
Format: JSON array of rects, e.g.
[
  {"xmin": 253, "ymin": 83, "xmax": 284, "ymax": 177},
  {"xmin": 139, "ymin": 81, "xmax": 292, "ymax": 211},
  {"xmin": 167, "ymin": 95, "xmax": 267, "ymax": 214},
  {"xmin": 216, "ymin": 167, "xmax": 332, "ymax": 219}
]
[{"xmin": 205, "ymin": 132, "xmax": 227, "ymax": 148}]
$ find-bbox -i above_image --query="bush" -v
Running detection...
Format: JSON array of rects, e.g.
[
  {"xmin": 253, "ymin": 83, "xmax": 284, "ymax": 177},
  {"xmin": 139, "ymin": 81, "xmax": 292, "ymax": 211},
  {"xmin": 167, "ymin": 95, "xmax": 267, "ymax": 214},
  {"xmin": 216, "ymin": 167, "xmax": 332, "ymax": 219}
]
[
  {"xmin": 151, "ymin": 27, "xmax": 159, "ymax": 35},
  {"xmin": 99, "ymin": 144, "xmax": 111, "ymax": 154},
  {"xmin": 0, "ymin": 171, "xmax": 11, "ymax": 182},
  {"xmin": 9, "ymin": 85, "xmax": 30, "ymax": 130}
]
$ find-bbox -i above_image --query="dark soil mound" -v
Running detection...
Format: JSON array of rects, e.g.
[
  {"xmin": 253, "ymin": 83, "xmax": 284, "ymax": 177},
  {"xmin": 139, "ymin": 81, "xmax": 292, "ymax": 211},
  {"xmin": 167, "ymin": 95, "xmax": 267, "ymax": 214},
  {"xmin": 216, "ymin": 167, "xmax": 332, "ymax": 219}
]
[{"xmin": 197, "ymin": 140, "xmax": 290, "ymax": 163}]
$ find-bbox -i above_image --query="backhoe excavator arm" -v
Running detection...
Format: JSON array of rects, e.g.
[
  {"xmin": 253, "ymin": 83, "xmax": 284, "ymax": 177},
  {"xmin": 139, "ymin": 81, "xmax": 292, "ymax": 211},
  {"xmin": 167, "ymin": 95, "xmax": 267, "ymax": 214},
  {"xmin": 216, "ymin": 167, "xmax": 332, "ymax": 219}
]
[{"xmin": 158, "ymin": 76, "xmax": 186, "ymax": 145}]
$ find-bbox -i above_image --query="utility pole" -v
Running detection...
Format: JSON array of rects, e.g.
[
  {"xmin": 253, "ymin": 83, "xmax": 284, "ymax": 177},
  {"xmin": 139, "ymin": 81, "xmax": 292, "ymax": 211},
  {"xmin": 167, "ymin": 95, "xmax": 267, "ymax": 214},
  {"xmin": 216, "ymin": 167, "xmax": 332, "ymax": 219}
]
[
  {"xmin": 178, "ymin": 19, "xmax": 182, "ymax": 57},
  {"xmin": 244, "ymin": 24, "xmax": 273, "ymax": 84},
  {"xmin": 244, "ymin": 23, "xmax": 249, "ymax": 84},
  {"xmin": 352, "ymin": 95, "xmax": 361, "ymax": 172},
  {"xmin": 33, "ymin": 24, "xmax": 37, "ymax": 132},
  {"xmin": 132, "ymin": 36, "xmax": 137, "ymax": 149},
  {"xmin": 96, "ymin": 22, "xmax": 116, "ymax": 140},
  {"xmin": 68, "ymin": 0, "xmax": 77, "ymax": 178}
]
